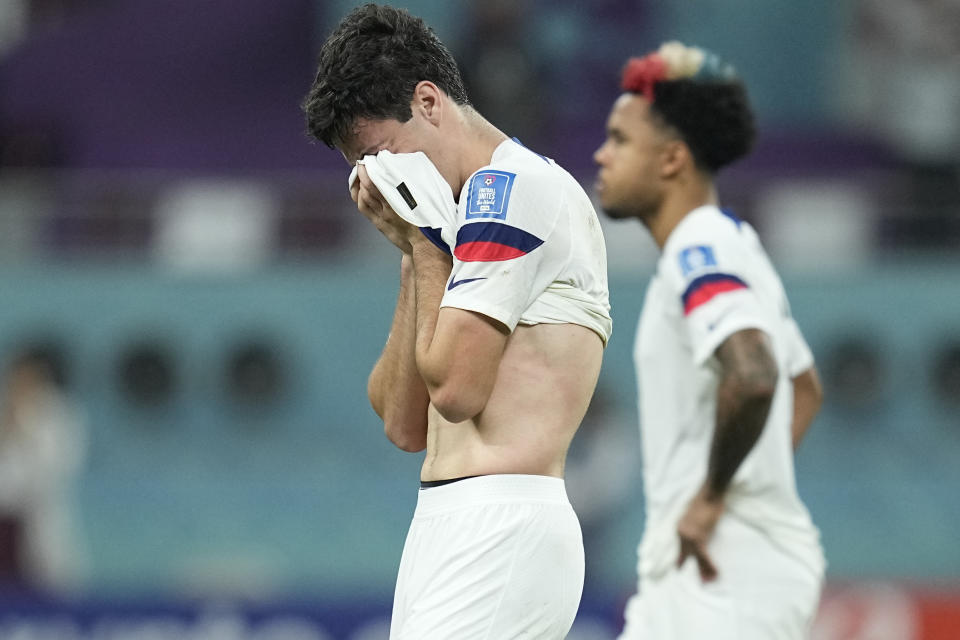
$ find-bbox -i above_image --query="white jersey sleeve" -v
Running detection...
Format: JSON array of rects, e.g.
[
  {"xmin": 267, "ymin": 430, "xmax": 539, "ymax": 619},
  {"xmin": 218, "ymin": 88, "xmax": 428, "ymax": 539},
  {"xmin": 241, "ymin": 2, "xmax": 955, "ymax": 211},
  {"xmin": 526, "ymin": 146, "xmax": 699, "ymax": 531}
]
[
  {"xmin": 439, "ymin": 164, "xmax": 563, "ymax": 331},
  {"xmin": 660, "ymin": 213, "xmax": 773, "ymax": 365}
]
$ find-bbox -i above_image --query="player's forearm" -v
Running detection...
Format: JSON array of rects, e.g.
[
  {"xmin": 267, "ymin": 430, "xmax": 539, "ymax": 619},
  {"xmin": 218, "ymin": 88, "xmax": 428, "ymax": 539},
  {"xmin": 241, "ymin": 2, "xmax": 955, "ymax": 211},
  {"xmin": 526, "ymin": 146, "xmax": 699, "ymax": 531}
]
[
  {"xmin": 790, "ymin": 367, "xmax": 823, "ymax": 450},
  {"xmin": 704, "ymin": 329, "xmax": 779, "ymax": 500},
  {"xmin": 368, "ymin": 255, "xmax": 430, "ymax": 452},
  {"xmin": 410, "ymin": 238, "xmax": 452, "ymax": 379}
]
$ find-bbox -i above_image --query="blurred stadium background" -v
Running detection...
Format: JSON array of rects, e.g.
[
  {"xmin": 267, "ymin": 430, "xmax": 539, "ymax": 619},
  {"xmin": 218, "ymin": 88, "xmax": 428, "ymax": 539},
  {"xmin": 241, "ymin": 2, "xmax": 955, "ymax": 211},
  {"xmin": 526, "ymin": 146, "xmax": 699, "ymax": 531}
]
[{"xmin": 0, "ymin": 0, "xmax": 958, "ymax": 638}]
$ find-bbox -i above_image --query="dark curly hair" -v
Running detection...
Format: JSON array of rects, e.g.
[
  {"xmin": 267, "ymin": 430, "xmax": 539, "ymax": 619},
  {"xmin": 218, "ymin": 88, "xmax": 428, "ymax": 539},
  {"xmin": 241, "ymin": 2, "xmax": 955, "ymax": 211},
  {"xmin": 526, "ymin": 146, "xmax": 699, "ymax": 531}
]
[
  {"xmin": 648, "ymin": 79, "xmax": 756, "ymax": 174},
  {"xmin": 303, "ymin": 4, "xmax": 471, "ymax": 148}
]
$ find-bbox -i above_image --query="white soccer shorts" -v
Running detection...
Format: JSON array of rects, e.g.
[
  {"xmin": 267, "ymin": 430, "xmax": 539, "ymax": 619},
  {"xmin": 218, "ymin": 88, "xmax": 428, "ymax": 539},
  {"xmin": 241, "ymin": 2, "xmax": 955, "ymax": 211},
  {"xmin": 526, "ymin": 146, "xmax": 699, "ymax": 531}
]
[
  {"xmin": 618, "ymin": 515, "xmax": 822, "ymax": 640},
  {"xmin": 390, "ymin": 474, "xmax": 585, "ymax": 639}
]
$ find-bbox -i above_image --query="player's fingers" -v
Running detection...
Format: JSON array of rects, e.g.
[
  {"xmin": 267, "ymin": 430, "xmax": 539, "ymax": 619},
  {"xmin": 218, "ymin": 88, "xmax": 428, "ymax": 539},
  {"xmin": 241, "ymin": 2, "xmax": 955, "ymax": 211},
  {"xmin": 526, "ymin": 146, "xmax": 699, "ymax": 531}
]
[
  {"xmin": 357, "ymin": 164, "xmax": 370, "ymax": 186},
  {"xmin": 359, "ymin": 205, "xmax": 389, "ymax": 234},
  {"xmin": 693, "ymin": 545, "xmax": 718, "ymax": 582},
  {"xmin": 355, "ymin": 188, "xmax": 373, "ymax": 214},
  {"xmin": 677, "ymin": 538, "xmax": 692, "ymax": 569},
  {"xmin": 350, "ymin": 173, "xmax": 360, "ymax": 204},
  {"xmin": 355, "ymin": 195, "xmax": 381, "ymax": 225},
  {"xmin": 357, "ymin": 184, "xmax": 386, "ymax": 217},
  {"xmin": 355, "ymin": 182, "xmax": 377, "ymax": 212},
  {"xmin": 357, "ymin": 166, "xmax": 385, "ymax": 202}
]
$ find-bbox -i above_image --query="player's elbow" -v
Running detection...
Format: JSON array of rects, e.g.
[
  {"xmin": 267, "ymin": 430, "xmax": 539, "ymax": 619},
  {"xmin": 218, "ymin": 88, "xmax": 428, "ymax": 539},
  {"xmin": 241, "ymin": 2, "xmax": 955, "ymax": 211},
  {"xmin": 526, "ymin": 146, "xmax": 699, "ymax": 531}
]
[
  {"xmin": 730, "ymin": 345, "xmax": 780, "ymax": 403},
  {"xmin": 744, "ymin": 369, "xmax": 778, "ymax": 402},
  {"xmin": 740, "ymin": 371, "xmax": 779, "ymax": 413},
  {"xmin": 428, "ymin": 383, "xmax": 487, "ymax": 424},
  {"xmin": 369, "ymin": 373, "xmax": 428, "ymax": 452},
  {"xmin": 367, "ymin": 365, "xmax": 390, "ymax": 420},
  {"xmin": 430, "ymin": 395, "xmax": 481, "ymax": 424},
  {"xmin": 384, "ymin": 419, "xmax": 427, "ymax": 452},
  {"xmin": 724, "ymin": 363, "xmax": 779, "ymax": 414},
  {"xmin": 418, "ymin": 345, "xmax": 500, "ymax": 423},
  {"xmin": 367, "ymin": 381, "xmax": 385, "ymax": 421}
]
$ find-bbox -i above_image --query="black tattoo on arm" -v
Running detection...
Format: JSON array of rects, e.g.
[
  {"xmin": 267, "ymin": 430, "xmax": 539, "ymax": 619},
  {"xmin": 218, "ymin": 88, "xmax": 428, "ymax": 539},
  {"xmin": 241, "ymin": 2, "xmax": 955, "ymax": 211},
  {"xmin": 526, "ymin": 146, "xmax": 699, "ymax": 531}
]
[{"xmin": 706, "ymin": 328, "xmax": 779, "ymax": 500}]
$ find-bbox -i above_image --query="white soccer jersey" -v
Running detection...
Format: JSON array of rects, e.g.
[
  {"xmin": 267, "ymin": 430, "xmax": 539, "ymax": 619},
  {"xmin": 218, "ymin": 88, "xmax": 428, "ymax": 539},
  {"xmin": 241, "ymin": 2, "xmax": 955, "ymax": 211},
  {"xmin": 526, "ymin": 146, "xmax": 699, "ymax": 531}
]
[
  {"xmin": 634, "ymin": 205, "xmax": 823, "ymax": 579},
  {"xmin": 438, "ymin": 139, "xmax": 612, "ymax": 345}
]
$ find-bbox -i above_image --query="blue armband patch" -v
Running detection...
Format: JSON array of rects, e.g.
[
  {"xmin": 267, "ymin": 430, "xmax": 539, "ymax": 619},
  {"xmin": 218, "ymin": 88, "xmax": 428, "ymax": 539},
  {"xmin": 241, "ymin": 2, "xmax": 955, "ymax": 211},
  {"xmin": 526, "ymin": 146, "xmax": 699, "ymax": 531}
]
[
  {"xmin": 678, "ymin": 245, "xmax": 717, "ymax": 277},
  {"xmin": 466, "ymin": 170, "xmax": 516, "ymax": 220}
]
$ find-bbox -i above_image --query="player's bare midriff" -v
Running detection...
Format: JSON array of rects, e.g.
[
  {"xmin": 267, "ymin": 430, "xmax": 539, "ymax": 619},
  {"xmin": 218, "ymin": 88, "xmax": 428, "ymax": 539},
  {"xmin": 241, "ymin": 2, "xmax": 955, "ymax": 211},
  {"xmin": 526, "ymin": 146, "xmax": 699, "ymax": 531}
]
[{"xmin": 421, "ymin": 321, "xmax": 604, "ymax": 481}]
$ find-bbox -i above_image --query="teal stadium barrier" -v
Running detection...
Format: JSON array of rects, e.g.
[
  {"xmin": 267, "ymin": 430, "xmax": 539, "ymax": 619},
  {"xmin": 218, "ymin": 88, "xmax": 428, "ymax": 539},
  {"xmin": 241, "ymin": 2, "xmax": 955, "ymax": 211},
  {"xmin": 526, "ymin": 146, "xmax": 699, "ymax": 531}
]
[{"xmin": 0, "ymin": 262, "xmax": 957, "ymax": 600}]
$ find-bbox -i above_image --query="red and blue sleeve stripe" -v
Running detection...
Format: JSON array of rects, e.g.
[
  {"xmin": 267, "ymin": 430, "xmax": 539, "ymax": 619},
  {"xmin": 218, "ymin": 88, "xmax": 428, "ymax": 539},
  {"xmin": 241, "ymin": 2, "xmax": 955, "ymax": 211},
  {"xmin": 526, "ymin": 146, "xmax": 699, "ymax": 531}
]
[
  {"xmin": 453, "ymin": 222, "xmax": 544, "ymax": 262},
  {"xmin": 681, "ymin": 273, "xmax": 748, "ymax": 315}
]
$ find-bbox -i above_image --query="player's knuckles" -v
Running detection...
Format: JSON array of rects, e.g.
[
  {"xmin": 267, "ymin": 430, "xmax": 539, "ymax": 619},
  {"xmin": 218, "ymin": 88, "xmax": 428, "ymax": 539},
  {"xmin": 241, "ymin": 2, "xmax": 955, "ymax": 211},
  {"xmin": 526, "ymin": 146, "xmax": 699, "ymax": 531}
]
[
  {"xmin": 357, "ymin": 193, "xmax": 380, "ymax": 216},
  {"xmin": 368, "ymin": 216, "xmax": 389, "ymax": 234},
  {"xmin": 359, "ymin": 189, "xmax": 388, "ymax": 215}
]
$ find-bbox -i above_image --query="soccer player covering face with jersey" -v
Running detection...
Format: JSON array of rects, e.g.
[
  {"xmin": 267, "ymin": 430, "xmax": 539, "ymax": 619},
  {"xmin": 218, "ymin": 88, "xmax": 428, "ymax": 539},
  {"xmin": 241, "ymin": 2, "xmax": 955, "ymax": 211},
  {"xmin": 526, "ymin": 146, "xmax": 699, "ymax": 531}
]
[
  {"xmin": 303, "ymin": 4, "xmax": 611, "ymax": 638},
  {"xmin": 594, "ymin": 42, "xmax": 826, "ymax": 639}
]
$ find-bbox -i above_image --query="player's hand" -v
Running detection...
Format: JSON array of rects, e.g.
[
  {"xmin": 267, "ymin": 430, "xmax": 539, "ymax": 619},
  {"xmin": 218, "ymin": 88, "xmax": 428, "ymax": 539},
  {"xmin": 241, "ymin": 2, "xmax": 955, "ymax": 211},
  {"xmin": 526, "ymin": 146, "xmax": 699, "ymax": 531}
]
[
  {"xmin": 351, "ymin": 164, "xmax": 418, "ymax": 254},
  {"xmin": 676, "ymin": 487, "xmax": 724, "ymax": 582}
]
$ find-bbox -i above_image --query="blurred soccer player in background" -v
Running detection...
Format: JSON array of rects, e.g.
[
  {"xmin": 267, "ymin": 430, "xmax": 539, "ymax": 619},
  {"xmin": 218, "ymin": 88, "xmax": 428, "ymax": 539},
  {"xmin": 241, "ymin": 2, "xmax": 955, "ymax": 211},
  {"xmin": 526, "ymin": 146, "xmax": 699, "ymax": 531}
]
[
  {"xmin": 594, "ymin": 42, "xmax": 826, "ymax": 639},
  {"xmin": 303, "ymin": 4, "xmax": 611, "ymax": 638},
  {"xmin": 0, "ymin": 348, "xmax": 87, "ymax": 593}
]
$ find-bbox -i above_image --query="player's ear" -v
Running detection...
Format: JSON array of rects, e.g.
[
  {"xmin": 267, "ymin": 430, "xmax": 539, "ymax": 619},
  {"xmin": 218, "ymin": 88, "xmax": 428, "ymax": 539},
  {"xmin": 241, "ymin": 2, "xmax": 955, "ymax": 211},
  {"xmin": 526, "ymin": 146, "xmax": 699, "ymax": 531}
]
[
  {"xmin": 412, "ymin": 81, "xmax": 443, "ymax": 127},
  {"xmin": 660, "ymin": 139, "xmax": 690, "ymax": 179}
]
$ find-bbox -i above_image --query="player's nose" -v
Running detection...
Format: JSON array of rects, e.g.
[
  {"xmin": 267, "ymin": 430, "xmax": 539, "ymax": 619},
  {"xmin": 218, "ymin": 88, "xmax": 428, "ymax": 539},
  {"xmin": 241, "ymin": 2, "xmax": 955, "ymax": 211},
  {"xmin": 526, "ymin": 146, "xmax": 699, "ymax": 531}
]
[{"xmin": 593, "ymin": 144, "xmax": 607, "ymax": 166}]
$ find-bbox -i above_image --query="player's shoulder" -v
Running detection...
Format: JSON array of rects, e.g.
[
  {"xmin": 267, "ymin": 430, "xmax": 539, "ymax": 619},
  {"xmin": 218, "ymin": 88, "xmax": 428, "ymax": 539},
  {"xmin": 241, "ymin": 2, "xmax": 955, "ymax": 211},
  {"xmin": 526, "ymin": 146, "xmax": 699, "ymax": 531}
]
[
  {"xmin": 672, "ymin": 204, "xmax": 744, "ymax": 240},
  {"xmin": 492, "ymin": 139, "xmax": 567, "ymax": 185},
  {"xmin": 462, "ymin": 139, "xmax": 565, "ymax": 221},
  {"xmin": 661, "ymin": 206, "xmax": 752, "ymax": 280}
]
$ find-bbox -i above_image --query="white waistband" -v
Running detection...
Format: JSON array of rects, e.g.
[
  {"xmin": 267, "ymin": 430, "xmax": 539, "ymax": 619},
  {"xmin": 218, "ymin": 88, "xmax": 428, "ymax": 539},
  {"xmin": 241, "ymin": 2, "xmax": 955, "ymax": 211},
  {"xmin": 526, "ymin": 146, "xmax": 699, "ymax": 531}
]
[{"xmin": 414, "ymin": 474, "xmax": 569, "ymax": 518}]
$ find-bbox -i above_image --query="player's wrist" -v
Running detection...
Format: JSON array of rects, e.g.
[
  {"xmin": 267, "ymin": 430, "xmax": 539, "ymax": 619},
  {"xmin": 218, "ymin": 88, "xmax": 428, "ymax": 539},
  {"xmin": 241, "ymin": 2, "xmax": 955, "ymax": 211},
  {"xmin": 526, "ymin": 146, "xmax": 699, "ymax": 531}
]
[
  {"xmin": 400, "ymin": 253, "xmax": 414, "ymax": 276},
  {"xmin": 408, "ymin": 233, "xmax": 446, "ymax": 259},
  {"xmin": 698, "ymin": 483, "xmax": 726, "ymax": 505}
]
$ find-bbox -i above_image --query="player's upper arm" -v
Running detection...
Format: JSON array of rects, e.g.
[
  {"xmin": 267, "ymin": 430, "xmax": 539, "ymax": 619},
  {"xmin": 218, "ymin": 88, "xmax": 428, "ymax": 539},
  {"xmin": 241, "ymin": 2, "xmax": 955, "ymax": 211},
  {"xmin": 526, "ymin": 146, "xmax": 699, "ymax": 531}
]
[
  {"xmin": 715, "ymin": 328, "xmax": 779, "ymax": 399},
  {"xmin": 426, "ymin": 163, "xmax": 561, "ymax": 422},
  {"xmin": 418, "ymin": 306, "xmax": 510, "ymax": 423},
  {"xmin": 440, "ymin": 164, "xmax": 563, "ymax": 331}
]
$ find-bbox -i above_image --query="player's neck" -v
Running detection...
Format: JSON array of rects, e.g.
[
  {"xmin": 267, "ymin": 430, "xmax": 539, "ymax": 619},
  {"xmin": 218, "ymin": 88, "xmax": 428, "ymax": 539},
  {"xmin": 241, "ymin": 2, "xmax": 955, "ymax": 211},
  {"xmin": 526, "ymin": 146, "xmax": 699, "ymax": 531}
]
[
  {"xmin": 650, "ymin": 179, "xmax": 718, "ymax": 249},
  {"xmin": 453, "ymin": 108, "xmax": 509, "ymax": 195}
]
